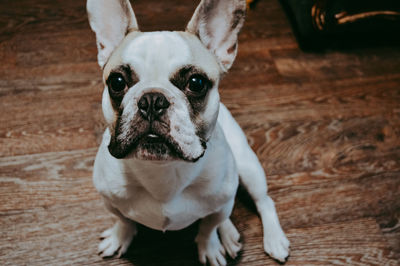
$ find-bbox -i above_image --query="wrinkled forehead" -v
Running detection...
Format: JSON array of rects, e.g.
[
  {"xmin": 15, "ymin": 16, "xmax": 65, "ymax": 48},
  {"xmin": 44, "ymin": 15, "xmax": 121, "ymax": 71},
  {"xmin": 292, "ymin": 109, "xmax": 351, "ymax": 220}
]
[
  {"xmin": 123, "ymin": 32, "xmax": 190, "ymax": 67},
  {"xmin": 104, "ymin": 31, "xmax": 221, "ymax": 81}
]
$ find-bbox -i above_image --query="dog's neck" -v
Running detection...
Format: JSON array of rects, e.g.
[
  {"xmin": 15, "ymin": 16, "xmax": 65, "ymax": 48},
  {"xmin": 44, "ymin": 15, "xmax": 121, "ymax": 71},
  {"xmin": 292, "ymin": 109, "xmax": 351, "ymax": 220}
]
[
  {"xmin": 104, "ymin": 127, "xmax": 217, "ymax": 203},
  {"xmin": 124, "ymin": 157, "xmax": 207, "ymax": 202}
]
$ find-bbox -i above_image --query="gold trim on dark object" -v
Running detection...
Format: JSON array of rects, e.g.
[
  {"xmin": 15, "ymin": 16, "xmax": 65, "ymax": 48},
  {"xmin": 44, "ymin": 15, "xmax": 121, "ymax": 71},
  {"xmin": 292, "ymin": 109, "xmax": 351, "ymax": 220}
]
[
  {"xmin": 335, "ymin": 10, "xmax": 400, "ymax": 25},
  {"xmin": 311, "ymin": 0, "xmax": 400, "ymax": 32},
  {"xmin": 311, "ymin": 0, "xmax": 328, "ymax": 31}
]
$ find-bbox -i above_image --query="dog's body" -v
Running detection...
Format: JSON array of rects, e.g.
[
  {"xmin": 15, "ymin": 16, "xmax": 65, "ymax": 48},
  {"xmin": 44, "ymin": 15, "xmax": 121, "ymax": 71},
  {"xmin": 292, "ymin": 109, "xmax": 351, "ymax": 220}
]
[
  {"xmin": 94, "ymin": 106, "xmax": 238, "ymax": 232},
  {"xmin": 87, "ymin": 0, "xmax": 289, "ymax": 265}
]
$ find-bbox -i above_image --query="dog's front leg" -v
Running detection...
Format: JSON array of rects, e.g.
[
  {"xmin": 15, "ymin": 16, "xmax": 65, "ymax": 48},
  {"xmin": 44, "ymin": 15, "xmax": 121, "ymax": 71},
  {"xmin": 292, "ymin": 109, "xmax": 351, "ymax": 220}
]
[
  {"xmin": 196, "ymin": 214, "xmax": 227, "ymax": 266},
  {"xmin": 98, "ymin": 200, "xmax": 137, "ymax": 258},
  {"xmin": 195, "ymin": 200, "xmax": 235, "ymax": 266}
]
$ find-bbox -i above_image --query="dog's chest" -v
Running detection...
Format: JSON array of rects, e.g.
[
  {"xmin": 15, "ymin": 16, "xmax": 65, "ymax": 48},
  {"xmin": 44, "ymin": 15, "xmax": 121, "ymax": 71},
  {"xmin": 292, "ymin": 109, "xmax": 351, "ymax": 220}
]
[
  {"xmin": 114, "ymin": 184, "xmax": 224, "ymax": 231},
  {"xmin": 99, "ymin": 160, "xmax": 233, "ymax": 232},
  {"xmin": 94, "ymin": 127, "xmax": 238, "ymax": 232}
]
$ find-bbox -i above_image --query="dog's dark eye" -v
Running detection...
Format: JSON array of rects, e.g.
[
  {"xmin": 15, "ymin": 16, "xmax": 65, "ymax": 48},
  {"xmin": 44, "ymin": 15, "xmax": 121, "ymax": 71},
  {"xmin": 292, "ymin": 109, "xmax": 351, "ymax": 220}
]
[
  {"xmin": 187, "ymin": 75, "xmax": 207, "ymax": 94},
  {"xmin": 108, "ymin": 73, "xmax": 127, "ymax": 92}
]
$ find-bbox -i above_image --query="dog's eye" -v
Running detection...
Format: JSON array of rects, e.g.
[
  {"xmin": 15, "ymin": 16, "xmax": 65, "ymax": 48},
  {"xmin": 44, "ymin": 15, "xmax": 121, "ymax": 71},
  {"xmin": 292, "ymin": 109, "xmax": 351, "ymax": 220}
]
[
  {"xmin": 187, "ymin": 75, "xmax": 207, "ymax": 94},
  {"xmin": 108, "ymin": 73, "xmax": 127, "ymax": 92}
]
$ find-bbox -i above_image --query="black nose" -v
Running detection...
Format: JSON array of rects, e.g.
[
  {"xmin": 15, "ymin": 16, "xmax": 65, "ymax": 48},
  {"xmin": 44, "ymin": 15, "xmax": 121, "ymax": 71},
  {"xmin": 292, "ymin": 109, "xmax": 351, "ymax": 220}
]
[{"xmin": 137, "ymin": 92, "xmax": 170, "ymax": 121}]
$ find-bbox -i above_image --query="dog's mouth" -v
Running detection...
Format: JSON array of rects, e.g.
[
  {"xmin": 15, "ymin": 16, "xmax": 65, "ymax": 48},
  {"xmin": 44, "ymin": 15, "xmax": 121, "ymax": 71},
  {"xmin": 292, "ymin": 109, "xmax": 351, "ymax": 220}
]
[
  {"xmin": 107, "ymin": 113, "xmax": 206, "ymax": 162},
  {"xmin": 108, "ymin": 130, "xmax": 204, "ymax": 162},
  {"xmin": 134, "ymin": 133, "xmax": 178, "ymax": 161},
  {"xmin": 108, "ymin": 131, "xmax": 175, "ymax": 160}
]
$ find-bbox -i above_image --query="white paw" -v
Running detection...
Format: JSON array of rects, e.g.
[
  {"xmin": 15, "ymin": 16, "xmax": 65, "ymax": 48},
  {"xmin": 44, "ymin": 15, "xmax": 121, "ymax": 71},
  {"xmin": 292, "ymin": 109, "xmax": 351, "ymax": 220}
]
[
  {"xmin": 196, "ymin": 231, "xmax": 227, "ymax": 266},
  {"xmin": 218, "ymin": 219, "xmax": 242, "ymax": 259},
  {"xmin": 98, "ymin": 221, "xmax": 136, "ymax": 258},
  {"xmin": 264, "ymin": 231, "xmax": 290, "ymax": 263}
]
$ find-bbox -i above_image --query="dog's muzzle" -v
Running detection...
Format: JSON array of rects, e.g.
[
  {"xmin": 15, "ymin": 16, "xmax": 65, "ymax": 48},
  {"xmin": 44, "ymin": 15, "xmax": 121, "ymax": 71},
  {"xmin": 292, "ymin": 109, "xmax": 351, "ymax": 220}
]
[
  {"xmin": 107, "ymin": 91, "xmax": 206, "ymax": 162},
  {"xmin": 137, "ymin": 92, "xmax": 170, "ymax": 122}
]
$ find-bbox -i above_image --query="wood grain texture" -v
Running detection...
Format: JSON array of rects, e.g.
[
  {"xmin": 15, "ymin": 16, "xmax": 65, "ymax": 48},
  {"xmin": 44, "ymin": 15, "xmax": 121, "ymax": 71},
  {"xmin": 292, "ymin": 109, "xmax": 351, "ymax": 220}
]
[{"xmin": 1, "ymin": 0, "xmax": 399, "ymax": 265}]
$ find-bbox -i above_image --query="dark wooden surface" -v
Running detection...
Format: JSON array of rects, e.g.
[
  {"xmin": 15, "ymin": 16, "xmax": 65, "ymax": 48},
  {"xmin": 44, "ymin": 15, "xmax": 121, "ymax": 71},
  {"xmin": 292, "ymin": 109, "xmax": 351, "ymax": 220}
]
[{"xmin": 1, "ymin": 0, "xmax": 399, "ymax": 265}]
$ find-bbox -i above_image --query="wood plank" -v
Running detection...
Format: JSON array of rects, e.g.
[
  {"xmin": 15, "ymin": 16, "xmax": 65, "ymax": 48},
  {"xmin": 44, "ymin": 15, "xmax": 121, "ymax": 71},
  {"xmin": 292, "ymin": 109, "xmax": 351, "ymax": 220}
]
[
  {"xmin": 280, "ymin": 218, "xmax": 398, "ymax": 265},
  {"xmin": 376, "ymin": 209, "xmax": 400, "ymax": 261},
  {"xmin": 234, "ymin": 213, "xmax": 398, "ymax": 265},
  {"xmin": 0, "ymin": 148, "xmax": 97, "ymax": 212},
  {"xmin": 222, "ymin": 77, "xmax": 400, "ymax": 122},
  {"xmin": 270, "ymin": 171, "xmax": 400, "ymax": 229},
  {"xmin": 0, "ymin": 88, "xmax": 103, "ymax": 157},
  {"xmin": 246, "ymin": 116, "xmax": 400, "ymax": 176},
  {"xmin": 271, "ymin": 47, "xmax": 400, "ymax": 82},
  {"xmin": 0, "ymin": 0, "xmax": 88, "ymax": 42},
  {"xmin": 1, "ymin": 200, "xmax": 397, "ymax": 265}
]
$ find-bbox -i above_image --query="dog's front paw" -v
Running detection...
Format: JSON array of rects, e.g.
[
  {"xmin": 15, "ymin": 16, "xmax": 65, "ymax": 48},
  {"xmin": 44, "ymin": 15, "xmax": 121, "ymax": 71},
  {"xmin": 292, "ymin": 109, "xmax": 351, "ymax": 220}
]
[
  {"xmin": 196, "ymin": 231, "xmax": 227, "ymax": 266},
  {"xmin": 264, "ymin": 231, "xmax": 290, "ymax": 263},
  {"xmin": 98, "ymin": 220, "xmax": 137, "ymax": 258},
  {"xmin": 218, "ymin": 219, "xmax": 242, "ymax": 259}
]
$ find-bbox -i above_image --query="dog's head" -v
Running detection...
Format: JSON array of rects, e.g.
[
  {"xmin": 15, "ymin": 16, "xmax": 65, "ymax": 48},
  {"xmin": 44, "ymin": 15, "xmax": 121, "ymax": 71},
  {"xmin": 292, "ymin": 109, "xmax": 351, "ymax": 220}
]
[{"xmin": 87, "ymin": 0, "xmax": 246, "ymax": 161}]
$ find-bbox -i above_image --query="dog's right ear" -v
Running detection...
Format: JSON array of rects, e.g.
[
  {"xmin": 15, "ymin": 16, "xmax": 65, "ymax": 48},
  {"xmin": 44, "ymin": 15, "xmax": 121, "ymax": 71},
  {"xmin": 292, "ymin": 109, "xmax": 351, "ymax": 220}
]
[
  {"xmin": 186, "ymin": 0, "xmax": 246, "ymax": 72},
  {"xmin": 87, "ymin": 0, "xmax": 138, "ymax": 68}
]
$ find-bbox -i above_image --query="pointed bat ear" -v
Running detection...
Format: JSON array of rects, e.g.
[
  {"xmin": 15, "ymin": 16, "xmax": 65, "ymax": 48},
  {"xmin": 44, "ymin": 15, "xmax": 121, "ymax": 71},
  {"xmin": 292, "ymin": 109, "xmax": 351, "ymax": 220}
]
[
  {"xmin": 186, "ymin": 0, "xmax": 246, "ymax": 72},
  {"xmin": 87, "ymin": 0, "xmax": 139, "ymax": 68}
]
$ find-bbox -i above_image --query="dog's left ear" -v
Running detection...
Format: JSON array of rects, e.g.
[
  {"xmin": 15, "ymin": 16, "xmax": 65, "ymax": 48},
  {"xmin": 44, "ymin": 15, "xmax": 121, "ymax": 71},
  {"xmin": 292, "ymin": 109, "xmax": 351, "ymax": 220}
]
[
  {"xmin": 87, "ymin": 0, "xmax": 138, "ymax": 68},
  {"xmin": 186, "ymin": 0, "xmax": 246, "ymax": 72}
]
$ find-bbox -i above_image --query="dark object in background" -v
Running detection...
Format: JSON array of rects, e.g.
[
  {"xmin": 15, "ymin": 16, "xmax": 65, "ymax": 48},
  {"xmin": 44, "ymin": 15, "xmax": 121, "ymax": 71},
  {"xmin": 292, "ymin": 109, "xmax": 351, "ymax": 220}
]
[{"xmin": 279, "ymin": 0, "xmax": 400, "ymax": 49}]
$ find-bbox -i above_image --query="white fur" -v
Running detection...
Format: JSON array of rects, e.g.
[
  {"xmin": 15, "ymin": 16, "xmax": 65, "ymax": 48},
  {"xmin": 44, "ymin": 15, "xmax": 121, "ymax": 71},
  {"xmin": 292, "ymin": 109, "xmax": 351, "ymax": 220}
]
[
  {"xmin": 186, "ymin": 0, "xmax": 246, "ymax": 71},
  {"xmin": 88, "ymin": 0, "xmax": 290, "ymax": 265},
  {"xmin": 101, "ymin": 88, "xmax": 115, "ymax": 126},
  {"xmin": 87, "ymin": 0, "xmax": 138, "ymax": 68},
  {"xmin": 94, "ymin": 122, "xmax": 238, "ymax": 231}
]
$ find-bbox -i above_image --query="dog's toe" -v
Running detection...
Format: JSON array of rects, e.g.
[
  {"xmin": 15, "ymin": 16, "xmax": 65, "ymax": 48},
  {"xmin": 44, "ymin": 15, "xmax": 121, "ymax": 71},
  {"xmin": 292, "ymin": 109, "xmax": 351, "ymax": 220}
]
[
  {"xmin": 98, "ymin": 221, "xmax": 136, "ymax": 258},
  {"xmin": 218, "ymin": 219, "xmax": 242, "ymax": 259},
  {"xmin": 100, "ymin": 227, "xmax": 114, "ymax": 239},
  {"xmin": 196, "ymin": 232, "xmax": 227, "ymax": 266},
  {"xmin": 264, "ymin": 233, "xmax": 290, "ymax": 263},
  {"xmin": 99, "ymin": 240, "xmax": 120, "ymax": 258}
]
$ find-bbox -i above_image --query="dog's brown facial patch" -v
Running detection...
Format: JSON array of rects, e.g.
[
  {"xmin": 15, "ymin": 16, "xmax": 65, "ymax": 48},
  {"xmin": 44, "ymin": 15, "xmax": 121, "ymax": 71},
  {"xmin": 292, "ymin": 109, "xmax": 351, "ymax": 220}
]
[
  {"xmin": 227, "ymin": 43, "xmax": 237, "ymax": 54},
  {"xmin": 170, "ymin": 65, "xmax": 215, "ymax": 142},
  {"xmin": 170, "ymin": 65, "xmax": 214, "ymax": 114},
  {"xmin": 106, "ymin": 64, "xmax": 139, "ymax": 109},
  {"xmin": 231, "ymin": 9, "xmax": 245, "ymax": 30},
  {"xmin": 108, "ymin": 114, "xmax": 149, "ymax": 159}
]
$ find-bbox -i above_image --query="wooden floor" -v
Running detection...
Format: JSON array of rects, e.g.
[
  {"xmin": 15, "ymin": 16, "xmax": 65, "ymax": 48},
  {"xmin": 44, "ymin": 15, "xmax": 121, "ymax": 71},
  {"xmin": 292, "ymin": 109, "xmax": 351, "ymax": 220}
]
[{"xmin": 1, "ymin": 0, "xmax": 399, "ymax": 265}]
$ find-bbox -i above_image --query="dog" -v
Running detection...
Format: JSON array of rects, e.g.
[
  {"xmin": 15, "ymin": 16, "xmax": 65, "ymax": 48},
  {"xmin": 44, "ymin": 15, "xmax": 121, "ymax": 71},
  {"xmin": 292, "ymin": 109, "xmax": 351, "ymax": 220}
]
[{"xmin": 87, "ymin": 0, "xmax": 290, "ymax": 265}]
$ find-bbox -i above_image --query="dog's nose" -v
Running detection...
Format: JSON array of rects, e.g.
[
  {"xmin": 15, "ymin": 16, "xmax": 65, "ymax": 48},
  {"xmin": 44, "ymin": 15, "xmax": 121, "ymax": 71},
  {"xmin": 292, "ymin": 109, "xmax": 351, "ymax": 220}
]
[{"xmin": 137, "ymin": 92, "xmax": 170, "ymax": 121}]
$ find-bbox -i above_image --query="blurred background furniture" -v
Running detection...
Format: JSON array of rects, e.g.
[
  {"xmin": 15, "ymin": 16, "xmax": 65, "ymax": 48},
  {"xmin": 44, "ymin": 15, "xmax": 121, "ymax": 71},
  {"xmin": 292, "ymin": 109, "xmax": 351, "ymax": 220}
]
[{"xmin": 279, "ymin": 0, "xmax": 400, "ymax": 49}]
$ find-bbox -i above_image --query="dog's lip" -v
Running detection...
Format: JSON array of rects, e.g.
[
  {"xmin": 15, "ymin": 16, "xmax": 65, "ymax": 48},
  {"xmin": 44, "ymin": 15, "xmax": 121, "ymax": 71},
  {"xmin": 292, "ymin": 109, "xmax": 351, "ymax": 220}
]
[
  {"xmin": 109, "ymin": 128, "xmax": 205, "ymax": 162},
  {"xmin": 142, "ymin": 133, "xmax": 164, "ymax": 143}
]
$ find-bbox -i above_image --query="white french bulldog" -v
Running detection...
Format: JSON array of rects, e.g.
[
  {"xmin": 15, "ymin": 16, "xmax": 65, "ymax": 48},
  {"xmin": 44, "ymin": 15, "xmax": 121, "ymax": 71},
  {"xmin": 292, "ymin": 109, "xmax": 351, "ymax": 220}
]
[{"xmin": 87, "ymin": 0, "xmax": 290, "ymax": 265}]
